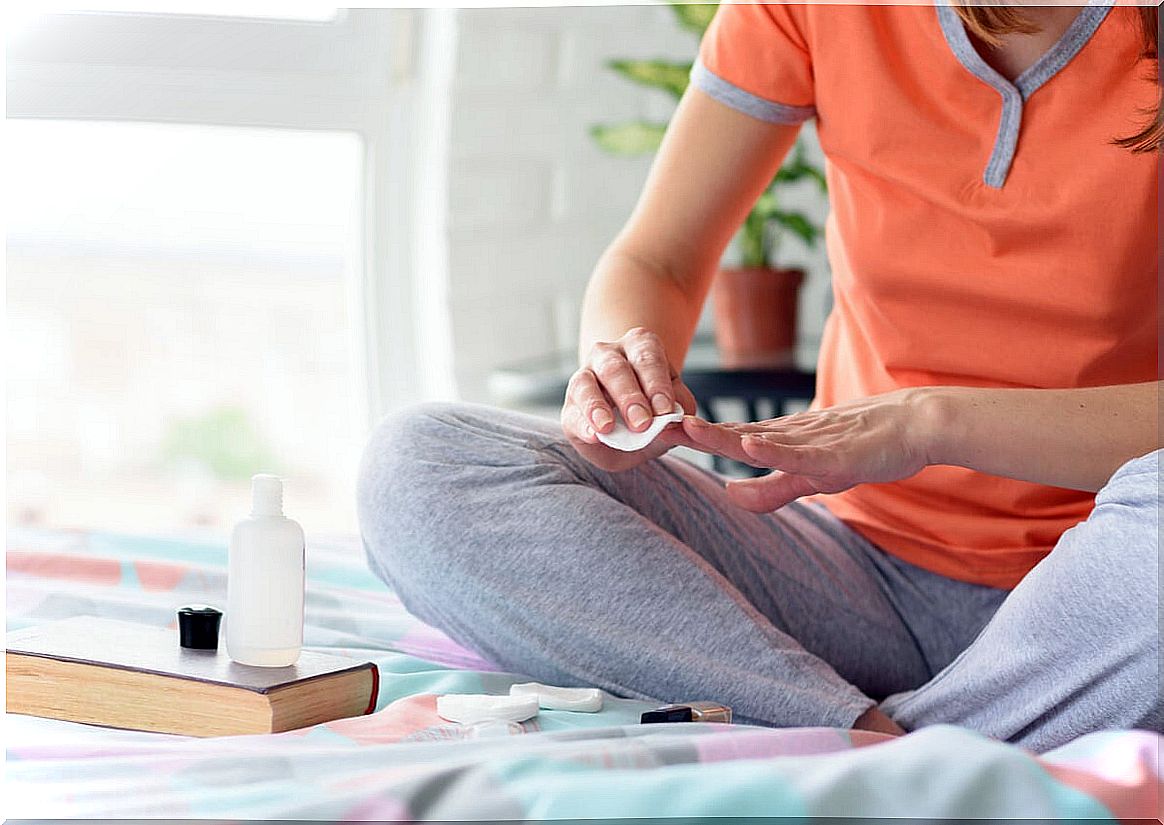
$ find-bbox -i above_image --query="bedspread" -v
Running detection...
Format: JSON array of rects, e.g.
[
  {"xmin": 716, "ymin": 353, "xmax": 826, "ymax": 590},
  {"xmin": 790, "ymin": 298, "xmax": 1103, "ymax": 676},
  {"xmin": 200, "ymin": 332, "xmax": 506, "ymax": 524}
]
[{"xmin": 6, "ymin": 527, "xmax": 1160, "ymax": 821}]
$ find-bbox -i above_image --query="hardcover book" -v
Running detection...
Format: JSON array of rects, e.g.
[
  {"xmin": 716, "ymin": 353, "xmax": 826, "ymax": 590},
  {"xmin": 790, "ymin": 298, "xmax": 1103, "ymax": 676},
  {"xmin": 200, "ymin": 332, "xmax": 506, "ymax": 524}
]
[{"xmin": 6, "ymin": 616, "xmax": 379, "ymax": 736}]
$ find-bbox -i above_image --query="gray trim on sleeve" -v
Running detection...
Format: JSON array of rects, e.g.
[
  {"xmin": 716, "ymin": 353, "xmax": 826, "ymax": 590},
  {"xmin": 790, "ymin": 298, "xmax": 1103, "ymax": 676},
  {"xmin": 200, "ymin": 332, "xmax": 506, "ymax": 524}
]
[
  {"xmin": 690, "ymin": 58, "xmax": 816, "ymax": 125},
  {"xmin": 936, "ymin": 2, "xmax": 1110, "ymax": 189}
]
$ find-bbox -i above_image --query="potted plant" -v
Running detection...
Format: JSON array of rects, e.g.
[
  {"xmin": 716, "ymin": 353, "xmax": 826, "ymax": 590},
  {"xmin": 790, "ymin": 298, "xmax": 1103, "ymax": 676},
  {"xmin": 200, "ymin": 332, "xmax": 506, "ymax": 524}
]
[{"xmin": 591, "ymin": 3, "xmax": 827, "ymax": 367}]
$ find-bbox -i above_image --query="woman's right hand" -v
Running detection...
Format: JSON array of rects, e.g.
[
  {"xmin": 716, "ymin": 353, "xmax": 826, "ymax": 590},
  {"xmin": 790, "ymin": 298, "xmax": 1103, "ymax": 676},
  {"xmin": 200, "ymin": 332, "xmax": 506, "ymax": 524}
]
[{"xmin": 561, "ymin": 326, "xmax": 698, "ymax": 471}]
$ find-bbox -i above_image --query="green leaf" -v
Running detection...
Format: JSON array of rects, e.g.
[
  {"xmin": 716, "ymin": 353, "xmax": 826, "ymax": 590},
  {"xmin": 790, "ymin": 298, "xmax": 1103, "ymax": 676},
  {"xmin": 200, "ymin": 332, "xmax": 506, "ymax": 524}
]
[
  {"xmin": 775, "ymin": 143, "xmax": 828, "ymax": 192},
  {"xmin": 739, "ymin": 209, "xmax": 767, "ymax": 268},
  {"xmin": 805, "ymin": 162, "xmax": 828, "ymax": 192},
  {"xmin": 750, "ymin": 189, "xmax": 779, "ymax": 221},
  {"xmin": 607, "ymin": 59, "xmax": 691, "ymax": 100},
  {"xmin": 668, "ymin": 3, "xmax": 718, "ymax": 35},
  {"xmin": 590, "ymin": 121, "xmax": 667, "ymax": 156},
  {"xmin": 771, "ymin": 209, "xmax": 820, "ymax": 246}
]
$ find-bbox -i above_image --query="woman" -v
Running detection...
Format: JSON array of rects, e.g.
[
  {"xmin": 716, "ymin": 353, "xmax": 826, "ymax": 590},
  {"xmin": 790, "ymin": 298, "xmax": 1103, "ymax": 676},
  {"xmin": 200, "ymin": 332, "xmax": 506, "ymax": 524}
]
[{"xmin": 358, "ymin": 3, "xmax": 1160, "ymax": 750}]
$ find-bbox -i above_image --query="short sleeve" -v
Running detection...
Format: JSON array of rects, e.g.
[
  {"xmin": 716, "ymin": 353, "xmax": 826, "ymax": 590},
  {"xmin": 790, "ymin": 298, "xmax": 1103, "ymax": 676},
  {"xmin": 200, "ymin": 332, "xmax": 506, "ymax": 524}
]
[{"xmin": 692, "ymin": 2, "xmax": 816, "ymax": 125}]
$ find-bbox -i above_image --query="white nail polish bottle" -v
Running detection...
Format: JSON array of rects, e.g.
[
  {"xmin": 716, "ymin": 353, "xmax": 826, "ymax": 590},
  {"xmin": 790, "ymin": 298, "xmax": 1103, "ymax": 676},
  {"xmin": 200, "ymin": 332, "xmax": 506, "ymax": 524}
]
[{"xmin": 226, "ymin": 474, "xmax": 305, "ymax": 667}]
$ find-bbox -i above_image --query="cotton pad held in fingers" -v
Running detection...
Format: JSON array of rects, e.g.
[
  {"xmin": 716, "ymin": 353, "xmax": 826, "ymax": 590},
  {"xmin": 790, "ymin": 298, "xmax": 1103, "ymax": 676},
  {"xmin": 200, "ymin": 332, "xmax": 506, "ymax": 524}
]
[
  {"xmin": 510, "ymin": 682, "xmax": 604, "ymax": 712},
  {"xmin": 436, "ymin": 694, "xmax": 539, "ymax": 724},
  {"xmin": 596, "ymin": 403, "xmax": 684, "ymax": 452}
]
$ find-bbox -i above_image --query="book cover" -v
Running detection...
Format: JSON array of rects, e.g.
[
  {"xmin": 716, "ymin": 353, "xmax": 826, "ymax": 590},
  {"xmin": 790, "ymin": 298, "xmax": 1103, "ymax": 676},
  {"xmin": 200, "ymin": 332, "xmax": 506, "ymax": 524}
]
[{"xmin": 7, "ymin": 616, "xmax": 379, "ymax": 735}]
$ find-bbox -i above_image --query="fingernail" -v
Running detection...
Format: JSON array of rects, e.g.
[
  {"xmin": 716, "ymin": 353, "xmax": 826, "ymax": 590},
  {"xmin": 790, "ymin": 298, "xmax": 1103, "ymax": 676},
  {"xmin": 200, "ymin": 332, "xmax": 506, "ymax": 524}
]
[
  {"xmin": 592, "ymin": 409, "xmax": 613, "ymax": 430},
  {"xmin": 626, "ymin": 404, "xmax": 650, "ymax": 428},
  {"xmin": 651, "ymin": 393, "xmax": 671, "ymax": 415},
  {"xmin": 726, "ymin": 479, "xmax": 753, "ymax": 495}
]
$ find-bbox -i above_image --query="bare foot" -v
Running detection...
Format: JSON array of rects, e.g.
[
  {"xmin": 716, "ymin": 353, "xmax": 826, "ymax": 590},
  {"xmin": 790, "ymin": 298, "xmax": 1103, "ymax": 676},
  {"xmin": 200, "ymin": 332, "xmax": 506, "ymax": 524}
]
[{"xmin": 853, "ymin": 706, "xmax": 905, "ymax": 736}]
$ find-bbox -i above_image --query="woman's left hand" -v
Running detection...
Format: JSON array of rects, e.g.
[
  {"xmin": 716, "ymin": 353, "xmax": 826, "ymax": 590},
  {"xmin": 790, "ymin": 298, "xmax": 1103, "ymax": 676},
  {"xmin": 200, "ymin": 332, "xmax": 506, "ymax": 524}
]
[{"xmin": 681, "ymin": 388, "xmax": 935, "ymax": 512}]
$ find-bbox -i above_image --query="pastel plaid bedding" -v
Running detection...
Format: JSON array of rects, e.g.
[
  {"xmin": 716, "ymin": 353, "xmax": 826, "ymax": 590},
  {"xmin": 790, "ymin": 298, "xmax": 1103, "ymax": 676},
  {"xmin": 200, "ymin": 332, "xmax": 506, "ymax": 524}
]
[{"xmin": 6, "ymin": 528, "xmax": 1160, "ymax": 821}]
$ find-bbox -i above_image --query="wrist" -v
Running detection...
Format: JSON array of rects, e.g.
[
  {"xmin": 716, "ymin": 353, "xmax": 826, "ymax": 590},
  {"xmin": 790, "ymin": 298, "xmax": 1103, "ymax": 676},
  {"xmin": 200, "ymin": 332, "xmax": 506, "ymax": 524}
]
[{"xmin": 905, "ymin": 386, "xmax": 962, "ymax": 468}]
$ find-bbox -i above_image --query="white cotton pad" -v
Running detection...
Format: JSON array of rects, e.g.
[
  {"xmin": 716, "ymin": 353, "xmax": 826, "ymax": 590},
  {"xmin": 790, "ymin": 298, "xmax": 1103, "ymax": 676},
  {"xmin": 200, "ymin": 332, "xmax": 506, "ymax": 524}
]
[
  {"xmin": 510, "ymin": 682, "xmax": 604, "ymax": 713},
  {"xmin": 595, "ymin": 403, "xmax": 685, "ymax": 452},
  {"xmin": 436, "ymin": 694, "xmax": 540, "ymax": 725}
]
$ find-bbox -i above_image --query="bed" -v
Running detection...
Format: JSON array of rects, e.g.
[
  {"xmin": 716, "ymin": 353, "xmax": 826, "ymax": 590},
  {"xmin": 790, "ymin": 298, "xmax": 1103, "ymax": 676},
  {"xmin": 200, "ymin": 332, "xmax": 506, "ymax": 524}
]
[{"xmin": 7, "ymin": 527, "xmax": 1160, "ymax": 821}]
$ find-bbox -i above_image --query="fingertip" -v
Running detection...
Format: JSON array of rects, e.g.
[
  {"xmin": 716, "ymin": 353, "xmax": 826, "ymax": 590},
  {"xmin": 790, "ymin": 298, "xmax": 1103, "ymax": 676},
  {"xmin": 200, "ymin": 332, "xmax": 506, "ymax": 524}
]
[
  {"xmin": 591, "ymin": 408, "xmax": 614, "ymax": 433},
  {"xmin": 682, "ymin": 415, "xmax": 709, "ymax": 433},
  {"xmin": 625, "ymin": 403, "xmax": 651, "ymax": 431},
  {"xmin": 724, "ymin": 480, "xmax": 768, "ymax": 512},
  {"xmin": 724, "ymin": 478, "xmax": 753, "ymax": 494},
  {"xmin": 740, "ymin": 434, "xmax": 778, "ymax": 456}
]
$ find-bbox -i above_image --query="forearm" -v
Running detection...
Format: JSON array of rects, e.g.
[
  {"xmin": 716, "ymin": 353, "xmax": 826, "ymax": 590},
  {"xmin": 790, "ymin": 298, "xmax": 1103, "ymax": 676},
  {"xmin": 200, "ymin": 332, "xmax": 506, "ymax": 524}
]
[
  {"xmin": 918, "ymin": 382, "xmax": 1161, "ymax": 491},
  {"xmin": 577, "ymin": 89, "xmax": 800, "ymax": 368},
  {"xmin": 578, "ymin": 245, "xmax": 707, "ymax": 367}
]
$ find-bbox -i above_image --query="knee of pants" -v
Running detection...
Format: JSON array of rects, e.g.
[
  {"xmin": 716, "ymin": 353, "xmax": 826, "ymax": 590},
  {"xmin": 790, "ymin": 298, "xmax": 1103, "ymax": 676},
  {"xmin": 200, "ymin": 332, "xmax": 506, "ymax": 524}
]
[
  {"xmin": 1093, "ymin": 450, "xmax": 1162, "ymax": 729},
  {"xmin": 1090, "ymin": 448, "xmax": 1160, "ymax": 581},
  {"xmin": 356, "ymin": 401, "xmax": 475, "ymax": 591},
  {"xmin": 1052, "ymin": 446, "xmax": 1159, "ymax": 628},
  {"xmin": 1099, "ymin": 448, "xmax": 1161, "ymax": 504}
]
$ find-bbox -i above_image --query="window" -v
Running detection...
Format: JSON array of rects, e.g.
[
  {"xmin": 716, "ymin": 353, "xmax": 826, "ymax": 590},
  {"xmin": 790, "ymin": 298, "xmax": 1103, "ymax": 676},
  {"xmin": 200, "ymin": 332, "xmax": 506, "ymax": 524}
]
[
  {"xmin": 7, "ymin": 121, "xmax": 363, "ymax": 532},
  {"xmin": 6, "ymin": 9, "xmax": 425, "ymax": 533}
]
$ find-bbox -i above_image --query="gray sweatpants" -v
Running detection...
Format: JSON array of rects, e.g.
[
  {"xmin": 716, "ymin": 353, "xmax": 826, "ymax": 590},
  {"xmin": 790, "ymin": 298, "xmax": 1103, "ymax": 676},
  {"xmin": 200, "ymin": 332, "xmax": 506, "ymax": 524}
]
[{"xmin": 356, "ymin": 402, "xmax": 1160, "ymax": 752}]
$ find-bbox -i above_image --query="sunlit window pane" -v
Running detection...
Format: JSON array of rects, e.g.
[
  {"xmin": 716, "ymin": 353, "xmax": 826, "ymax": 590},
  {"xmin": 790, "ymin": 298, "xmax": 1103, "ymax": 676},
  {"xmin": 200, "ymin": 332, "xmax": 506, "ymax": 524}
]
[{"xmin": 7, "ymin": 120, "xmax": 365, "ymax": 534}]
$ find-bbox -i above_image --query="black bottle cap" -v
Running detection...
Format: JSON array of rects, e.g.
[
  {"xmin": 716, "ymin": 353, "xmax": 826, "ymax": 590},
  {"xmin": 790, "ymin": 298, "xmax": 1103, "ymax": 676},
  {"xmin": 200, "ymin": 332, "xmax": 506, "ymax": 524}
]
[
  {"xmin": 640, "ymin": 704, "xmax": 694, "ymax": 724},
  {"xmin": 177, "ymin": 604, "xmax": 223, "ymax": 650}
]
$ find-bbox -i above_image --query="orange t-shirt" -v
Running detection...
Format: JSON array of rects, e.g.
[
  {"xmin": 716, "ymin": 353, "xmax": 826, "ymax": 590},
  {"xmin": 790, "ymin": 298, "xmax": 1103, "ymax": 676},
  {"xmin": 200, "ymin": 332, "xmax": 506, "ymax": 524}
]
[{"xmin": 694, "ymin": 3, "xmax": 1158, "ymax": 588}]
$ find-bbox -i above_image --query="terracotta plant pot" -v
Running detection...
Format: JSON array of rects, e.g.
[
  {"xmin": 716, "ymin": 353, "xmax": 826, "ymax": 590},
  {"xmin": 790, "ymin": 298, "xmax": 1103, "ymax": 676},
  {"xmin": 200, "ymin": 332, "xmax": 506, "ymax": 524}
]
[{"xmin": 711, "ymin": 266, "xmax": 804, "ymax": 368}]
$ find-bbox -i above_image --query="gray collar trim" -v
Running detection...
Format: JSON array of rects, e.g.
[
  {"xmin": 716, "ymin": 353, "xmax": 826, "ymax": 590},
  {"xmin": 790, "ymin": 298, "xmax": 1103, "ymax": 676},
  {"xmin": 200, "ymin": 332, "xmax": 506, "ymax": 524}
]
[{"xmin": 936, "ymin": 2, "xmax": 1111, "ymax": 188}]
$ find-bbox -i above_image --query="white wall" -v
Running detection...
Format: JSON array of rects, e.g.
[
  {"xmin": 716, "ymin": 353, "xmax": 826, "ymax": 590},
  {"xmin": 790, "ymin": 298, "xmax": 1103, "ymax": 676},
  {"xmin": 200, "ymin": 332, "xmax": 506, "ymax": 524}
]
[{"xmin": 442, "ymin": 6, "xmax": 831, "ymax": 403}]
